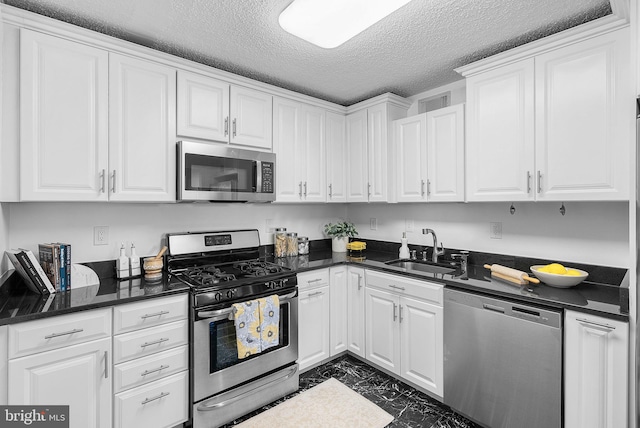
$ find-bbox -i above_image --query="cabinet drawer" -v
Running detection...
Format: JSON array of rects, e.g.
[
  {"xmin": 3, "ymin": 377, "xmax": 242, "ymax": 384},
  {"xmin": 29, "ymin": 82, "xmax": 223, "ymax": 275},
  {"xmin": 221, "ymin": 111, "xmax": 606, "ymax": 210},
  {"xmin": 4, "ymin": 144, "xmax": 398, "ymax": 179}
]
[
  {"xmin": 8, "ymin": 308, "xmax": 112, "ymax": 359},
  {"xmin": 114, "ymin": 371, "xmax": 188, "ymax": 428},
  {"xmin": 114, "ymin": 345, "xmax": 189, "ymax": 393},
  {"xmin": 113, "ymin": 319, "xmax": 188, "ymax": 364},
  {"xmin": 113, "ymin": 294, "xmax": 188, "ymax": 334},
  {"xmin": 298, "ymin": 268, "xmax": 330, "ymax": 290},
  {"xmin": 366, "ymin": 270, "xmax": 443, "ymax": 305}
]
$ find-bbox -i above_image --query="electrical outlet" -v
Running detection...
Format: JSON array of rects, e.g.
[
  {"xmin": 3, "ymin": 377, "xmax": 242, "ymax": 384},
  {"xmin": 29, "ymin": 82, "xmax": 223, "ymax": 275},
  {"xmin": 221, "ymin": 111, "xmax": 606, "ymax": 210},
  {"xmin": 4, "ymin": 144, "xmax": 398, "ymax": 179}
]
[
  {"xmin": 94, "ymin": 226, "xmax": 109, "ymax": 245},
  {"xmin": 490, "ymin": 222, "xmax": 502, "ymax": 239},
  {"xmin": 405, "ymin": 219, "xmax": 414, "ymax": 233},
  {"xmin": 370, "ymin": 218, "xmax": 377, "ymax": 230}
]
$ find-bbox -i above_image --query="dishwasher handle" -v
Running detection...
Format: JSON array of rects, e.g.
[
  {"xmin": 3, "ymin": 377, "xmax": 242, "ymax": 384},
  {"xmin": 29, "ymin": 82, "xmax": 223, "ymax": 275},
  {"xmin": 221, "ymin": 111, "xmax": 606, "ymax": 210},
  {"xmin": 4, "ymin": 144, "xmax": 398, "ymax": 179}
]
[{"xmin": 483, "ymin": 303, "xmax": 505, "ymax": 313}]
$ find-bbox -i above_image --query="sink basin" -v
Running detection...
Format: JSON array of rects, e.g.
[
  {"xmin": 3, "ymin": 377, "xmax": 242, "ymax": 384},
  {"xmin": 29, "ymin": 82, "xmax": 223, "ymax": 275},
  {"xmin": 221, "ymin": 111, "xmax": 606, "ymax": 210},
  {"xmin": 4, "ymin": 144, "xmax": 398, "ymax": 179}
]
[{"xmin": 385, "ymin": 260, "xmax": 456, "ymax": 275}]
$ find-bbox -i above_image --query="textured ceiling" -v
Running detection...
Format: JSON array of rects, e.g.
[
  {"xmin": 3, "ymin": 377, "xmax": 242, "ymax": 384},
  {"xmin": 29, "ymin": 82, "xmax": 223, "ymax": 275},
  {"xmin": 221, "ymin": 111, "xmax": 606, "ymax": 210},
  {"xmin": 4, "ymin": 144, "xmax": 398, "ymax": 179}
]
[{"xmin": 3, "ymin": 0, "xmax": 612, "ymax": 106}]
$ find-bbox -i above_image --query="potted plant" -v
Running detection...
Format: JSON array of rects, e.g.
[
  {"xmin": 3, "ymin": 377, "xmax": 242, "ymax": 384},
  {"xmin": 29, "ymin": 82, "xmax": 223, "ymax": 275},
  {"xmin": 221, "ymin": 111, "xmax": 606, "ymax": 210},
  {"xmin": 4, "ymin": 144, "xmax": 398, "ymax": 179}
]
[{"xmin": 324, "ymin": 221, "xmax": 358, "ymax": 253}]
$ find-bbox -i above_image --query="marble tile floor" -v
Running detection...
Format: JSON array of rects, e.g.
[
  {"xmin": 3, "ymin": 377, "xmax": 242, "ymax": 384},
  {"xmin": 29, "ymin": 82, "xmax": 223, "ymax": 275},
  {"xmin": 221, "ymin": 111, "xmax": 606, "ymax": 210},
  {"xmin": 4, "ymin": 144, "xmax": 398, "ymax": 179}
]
[{"xmin": 222, "ymin": 354, "xmax": 479, "ymax": 428}]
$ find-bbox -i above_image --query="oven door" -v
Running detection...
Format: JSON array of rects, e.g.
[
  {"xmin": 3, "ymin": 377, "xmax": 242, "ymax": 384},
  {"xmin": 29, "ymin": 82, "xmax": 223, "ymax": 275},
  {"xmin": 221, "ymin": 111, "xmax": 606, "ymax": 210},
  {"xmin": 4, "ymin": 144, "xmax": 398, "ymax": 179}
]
[
  {"xmin": 193, "ymin": 288, "xmax": 298, "ymax": 402},
  {"xmin": 177, "ymin": 141, "xmax": 275, "ymax": 202}
]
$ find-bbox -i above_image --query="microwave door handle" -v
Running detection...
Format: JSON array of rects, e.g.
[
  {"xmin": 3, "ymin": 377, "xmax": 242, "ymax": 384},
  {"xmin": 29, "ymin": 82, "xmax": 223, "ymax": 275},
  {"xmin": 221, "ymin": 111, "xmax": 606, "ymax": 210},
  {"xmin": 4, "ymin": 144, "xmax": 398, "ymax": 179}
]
[{"xmin": 255, "ymin": 161, "xmax": 261, "ymax": 193}]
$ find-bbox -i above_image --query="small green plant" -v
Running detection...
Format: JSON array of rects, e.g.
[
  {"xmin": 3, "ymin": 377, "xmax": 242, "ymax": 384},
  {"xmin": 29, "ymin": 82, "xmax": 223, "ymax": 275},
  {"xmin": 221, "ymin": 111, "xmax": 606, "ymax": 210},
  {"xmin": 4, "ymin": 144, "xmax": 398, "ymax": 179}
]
[{"xmin": 324, "ymin": 221, "xmax": 358, "ymax": 238}]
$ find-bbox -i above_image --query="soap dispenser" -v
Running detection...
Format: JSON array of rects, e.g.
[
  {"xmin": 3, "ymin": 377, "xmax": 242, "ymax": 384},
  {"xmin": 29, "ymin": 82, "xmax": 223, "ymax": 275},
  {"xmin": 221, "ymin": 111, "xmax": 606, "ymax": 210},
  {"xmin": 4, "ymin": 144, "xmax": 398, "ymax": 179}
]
[
  {"xmin": 129, "ymin": 242, "xmax": 141, "ymax": 277},
  {"xmin": 399, "ymin": 232, "xmax": 410, "ymax": 259},
  {"xmin": 116, "ymin": 242, "xmax": 130, "ymax": 279}
]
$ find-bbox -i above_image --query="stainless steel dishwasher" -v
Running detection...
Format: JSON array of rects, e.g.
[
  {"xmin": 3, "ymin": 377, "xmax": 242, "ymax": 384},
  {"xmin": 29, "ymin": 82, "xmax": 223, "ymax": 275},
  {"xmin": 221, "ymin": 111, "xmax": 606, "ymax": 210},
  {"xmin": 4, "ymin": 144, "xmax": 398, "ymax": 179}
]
[{"xmin": 444, "ymin": 288, "xmax": 562, "ymax": 428}]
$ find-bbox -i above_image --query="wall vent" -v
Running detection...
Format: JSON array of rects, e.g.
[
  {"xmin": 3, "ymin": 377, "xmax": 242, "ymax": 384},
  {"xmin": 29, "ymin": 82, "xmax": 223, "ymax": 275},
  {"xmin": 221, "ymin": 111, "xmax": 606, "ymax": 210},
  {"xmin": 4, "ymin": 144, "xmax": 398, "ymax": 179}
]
[{"xmin": 418, "ymin": 92, "xmax": 451, "ymax": 113}]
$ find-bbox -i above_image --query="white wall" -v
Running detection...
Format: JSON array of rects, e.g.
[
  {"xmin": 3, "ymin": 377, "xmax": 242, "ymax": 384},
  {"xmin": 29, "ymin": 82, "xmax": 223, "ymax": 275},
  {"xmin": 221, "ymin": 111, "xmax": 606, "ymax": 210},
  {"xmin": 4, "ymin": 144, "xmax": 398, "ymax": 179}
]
[
  {"xmin": 348, "ymin": 201, "xmax": 630, "ymax": 267},
  {"xmin": 4, "ymin": 202, "xmax": 347, "ymax": 263}
]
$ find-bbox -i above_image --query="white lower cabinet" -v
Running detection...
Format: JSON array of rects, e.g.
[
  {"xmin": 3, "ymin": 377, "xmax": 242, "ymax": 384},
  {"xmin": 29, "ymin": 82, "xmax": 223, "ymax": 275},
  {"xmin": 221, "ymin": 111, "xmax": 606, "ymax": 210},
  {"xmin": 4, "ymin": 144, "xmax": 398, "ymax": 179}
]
[
  {"xmin": 297, "ymin": 269, "xmax": 331, "ymax": 371},
  {"xmin": 564, "ymin": 310, "xmax": 628, "ymax": 428},
  {"xmin": 346, "ymin": 267, "xmax": 366, "ymax": 357},
  {"xmin": 0, "ymin": 325, "xmax": 6, "ymax": 405},
  {"xmin": 365, "ymin": 270, "xmax": 443, "ymax": 397},
  {"xmin": 329, "ymin": 266, "xmax": 348, "ymax": 356}
]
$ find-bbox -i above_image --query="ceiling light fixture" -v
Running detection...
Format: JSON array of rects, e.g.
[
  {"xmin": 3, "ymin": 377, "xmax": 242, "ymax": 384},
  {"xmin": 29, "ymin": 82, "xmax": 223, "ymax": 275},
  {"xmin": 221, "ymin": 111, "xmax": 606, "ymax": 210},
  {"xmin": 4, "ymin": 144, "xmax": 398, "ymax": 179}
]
[{"xmin": 278, "ymin": 0, "xmax": 413, "ymax": 49}]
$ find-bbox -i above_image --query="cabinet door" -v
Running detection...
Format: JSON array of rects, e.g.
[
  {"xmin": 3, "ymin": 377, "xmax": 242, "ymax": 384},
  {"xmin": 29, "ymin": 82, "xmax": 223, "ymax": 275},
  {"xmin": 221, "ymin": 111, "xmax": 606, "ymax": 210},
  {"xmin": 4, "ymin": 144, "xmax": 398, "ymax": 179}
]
[
  {"xmin": 301, "ymin": 105, "xmax": 326, "ymax": 202},
  {"xmin": 298, "ymin": 286, "xmax": 330, "ymax": 371},
  {"xmin": 273, "ymin": 97, "xmax": 302, "ymax": 202},
  {"xmin": 565, "ymin": 311, "xmax": 628, "ymax": 428},
  {"xmin": 426, "ymin": 104, "xmax": 465, "ymax": 202},
  {"xmin": 466, "ymin": 59, "xmax": 535, "ymax": 201},
  {"xmin": 346, "ymin": 110, "xmax": 369, "ymax": 202},
  {"xmin": 367, "ymin": 104, "xmax": 389, "ymax": 202},
  {"xmin": 20, "ymin": 29, "xmax": 109, "ymax": 201},
  {"xmin": 177, "ymin": 70, "xmax": 230, "ymax": 142},
  {"xmin": 9, "ymin": 337, "xmax": 111, "ymax": 428},
  {"xmin": 400, "ymin": 296, "xmax": 443, "ymax": 397},
  {"xmin": 346, "ymin": 267, "xmax": 366, "ymax": 357},
  {"xmin": 0, "ymin": 325, "xmax": 6, "ymax": 405},
  {"xmin": 535, "ymin": 28, "xmax": 630, "ymax": 201},
  {"xmin": 329, "ymin": 266, "xmax": 348, "ymax": 356},
  {"xmin": 365, "ymin": 287, "xmax": 399, "ymax": 374},
  {"xmin": 109, "ymin": 53, "xmax": 176, "ymax": 202},
  {"xmin": 394, "ymin": 114, "xmax": 427, "ymax": 202},
  {"xmin": 326, "ymin": 112, "xmax": 347, "ymax": 202},
  {"xmin": 230, "ymin": 86, "xmax": 272, "ymax": 150}
]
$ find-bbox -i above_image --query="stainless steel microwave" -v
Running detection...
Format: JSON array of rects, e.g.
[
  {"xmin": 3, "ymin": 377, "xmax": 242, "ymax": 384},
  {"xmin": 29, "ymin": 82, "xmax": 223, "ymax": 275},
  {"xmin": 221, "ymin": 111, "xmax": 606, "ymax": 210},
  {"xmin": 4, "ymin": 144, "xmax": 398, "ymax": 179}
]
[{"xmin": 177, "ymin": 141, "xmax": 275, "ymax": 202}]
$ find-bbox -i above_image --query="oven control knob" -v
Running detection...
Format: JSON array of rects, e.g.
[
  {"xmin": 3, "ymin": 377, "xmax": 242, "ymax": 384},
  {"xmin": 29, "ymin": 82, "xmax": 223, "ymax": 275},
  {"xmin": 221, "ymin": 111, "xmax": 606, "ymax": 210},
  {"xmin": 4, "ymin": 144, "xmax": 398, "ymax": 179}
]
[
  {"xmin": 226, "ymin": 289, "xmax": 235, "ymax": 299},
  {"xmin": 266, "ymin": 281, "xmax": 276, "ymax": 289},
  {"xmin": 214, "ymin": 292, "xmax": 223, "ymax": 302}
]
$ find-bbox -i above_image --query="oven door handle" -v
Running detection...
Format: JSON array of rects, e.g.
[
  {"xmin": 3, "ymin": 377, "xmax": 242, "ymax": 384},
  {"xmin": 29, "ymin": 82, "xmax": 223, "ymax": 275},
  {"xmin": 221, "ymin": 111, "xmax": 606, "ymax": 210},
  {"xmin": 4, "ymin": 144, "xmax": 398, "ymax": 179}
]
[
  {"xmin": 196, "ymin": 364, "xmax": 298, "ymax": 412},
  {"xmin": 196, "ymin": 290, "xmax": 298, "ymax": 321}
]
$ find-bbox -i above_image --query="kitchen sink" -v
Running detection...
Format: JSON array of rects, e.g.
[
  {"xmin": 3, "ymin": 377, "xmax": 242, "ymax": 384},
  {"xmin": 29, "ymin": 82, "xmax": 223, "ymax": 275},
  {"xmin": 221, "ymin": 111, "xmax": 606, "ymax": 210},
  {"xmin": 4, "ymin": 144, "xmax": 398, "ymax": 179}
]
[{"xmin": 385, "ymin": 259, "xmax": 456, "ymax": 275}]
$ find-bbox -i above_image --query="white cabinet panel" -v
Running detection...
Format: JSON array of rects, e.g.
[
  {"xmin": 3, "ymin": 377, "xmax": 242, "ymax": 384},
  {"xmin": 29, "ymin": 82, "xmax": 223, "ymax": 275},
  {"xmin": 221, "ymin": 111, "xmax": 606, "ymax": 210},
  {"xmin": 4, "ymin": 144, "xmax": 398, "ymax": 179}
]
[
  {"xmin": 346, "ymin": 109, "xmax": 369, "ymax": 202},
  {"xmin": 395, "ymin": 114, "xmax": 427, "ymax": 202},
  {"xmin": 326, "ymin": 111, "xmax": 347, "ymax": 202},
  {"xmin": 0, "ymin": 326, "xmax": 6, "ymax": 405},
  {"xmin": 347, "ymin": 267, "xmax": 366, "ymax": 357},
  {"xmin": 113, "ymin": 294, "xmax": 188, "ymax": 335},
  {"xmin": 230, "ymin": 85, "xmax": 272, "ymax": 149},
  {"xmin": 20, "ymin": 29, "xmax": 109, "ymax": 201},
  {"xmin": 113, "ymin": 345, "xmax": 188, "ymax": 394},
  {"xmin": 365, "ymin": 287, "xmax": 399, "ymax": 373},
  {"xmin": 298, "ymin": 285, "xmax": 330, "ymax": 371},
  {"xmin": 367, "ymin": 104, "xmax": 389, "ymax": 202},
  {"xmin": 113, "ymin": 319, "xmax": 188, "ymax": 364},
  {"xmin": 329, "ymin": 266, "xmax": 348, "ymax": 356}
]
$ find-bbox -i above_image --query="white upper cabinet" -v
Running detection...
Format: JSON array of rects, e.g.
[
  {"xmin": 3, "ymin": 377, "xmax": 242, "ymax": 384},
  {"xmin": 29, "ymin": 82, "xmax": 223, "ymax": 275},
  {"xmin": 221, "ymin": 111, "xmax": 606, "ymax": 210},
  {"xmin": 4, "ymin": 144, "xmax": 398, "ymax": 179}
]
[
  {"xmin": 20, "ymin": 29, "xmax": 109, "ymax": 201},
  {"xmin": 534, "ymin": 28, "xmax": 630, "ymax": 200},
  {"xmin": 230, "ymin": 86, "xmax": 273, "ymax": 150},
  {"xmin": 326, "ymin": 111, "xmax": 347, "ymax": 202},
  {"xmin": 346, "ymin": 109, "xmax": 369, "ymax": 202},
  {"xmin": 109, "ymin": 53, "xmax": 177, "ymax": 202},
  {"xmin": 462, "ymin": 27, "xmax": 630, "ymax": 202},
  {"xmin": 367, "ymin": 103, "xmax": 390, "ymax": 202},
  {"xmin": 394, "ymin": 105, "xmax": 465, "ymax": 203},
  {"xmin": 273, "ymin": 97, "xmax": 326, "ymax": 202},
  {"xmin": 177, "ymin": 70, "xmax": 230, "ymax": 142}
]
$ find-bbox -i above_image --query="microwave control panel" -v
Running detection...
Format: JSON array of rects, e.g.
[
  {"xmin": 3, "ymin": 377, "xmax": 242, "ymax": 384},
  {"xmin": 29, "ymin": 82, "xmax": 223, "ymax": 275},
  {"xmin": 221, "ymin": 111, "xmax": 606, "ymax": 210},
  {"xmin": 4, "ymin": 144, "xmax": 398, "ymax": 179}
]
[{"xmin": 261, "ymin": 162, "xmax": 274, "ymax": 193}]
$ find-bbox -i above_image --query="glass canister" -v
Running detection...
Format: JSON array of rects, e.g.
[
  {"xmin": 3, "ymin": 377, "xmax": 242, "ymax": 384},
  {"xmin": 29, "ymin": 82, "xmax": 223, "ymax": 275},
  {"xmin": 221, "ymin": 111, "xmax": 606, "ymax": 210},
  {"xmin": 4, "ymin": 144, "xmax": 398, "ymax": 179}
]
[
  {"xmin": 274, "ymin": 227, "xmax": 287, "ymax": 258},
  {"xmin": 286, "ymin": 232, "xmax": 298, "ymax": 257},
  {"xmin": 297, "ymin": 236, "xmax": 309, "ymax": 255}
]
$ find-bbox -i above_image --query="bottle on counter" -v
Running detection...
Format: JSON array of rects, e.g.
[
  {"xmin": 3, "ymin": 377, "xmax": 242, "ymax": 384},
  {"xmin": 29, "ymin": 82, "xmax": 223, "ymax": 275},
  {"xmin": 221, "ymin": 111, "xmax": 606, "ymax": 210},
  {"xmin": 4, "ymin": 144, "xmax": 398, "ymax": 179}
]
[
  {"xmin": 297, "ymin": 236, "xmax": 309, "ymax": 255},
  {"xmin": 274, "ymin": 227, "xmax": 287, "ymax": 258},
  {"xmin": 129, "ymin": 242, "xmax": 141, "ymax": 277},
  {"xmin": 399, "ymin": 232, "xmax": 410, "ymax": 259},
  {"xmin": 116, "ymin": 242, "xmax": 130, "ymax": 279}
]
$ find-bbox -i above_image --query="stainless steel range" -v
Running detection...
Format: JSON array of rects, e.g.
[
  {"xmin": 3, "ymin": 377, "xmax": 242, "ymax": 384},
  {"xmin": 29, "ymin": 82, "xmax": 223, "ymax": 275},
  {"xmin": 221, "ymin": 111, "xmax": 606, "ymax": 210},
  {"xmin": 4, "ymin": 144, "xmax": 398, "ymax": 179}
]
[{"xmin": 166, "ymin": 229, "xmax": 299, "ymax": 428}]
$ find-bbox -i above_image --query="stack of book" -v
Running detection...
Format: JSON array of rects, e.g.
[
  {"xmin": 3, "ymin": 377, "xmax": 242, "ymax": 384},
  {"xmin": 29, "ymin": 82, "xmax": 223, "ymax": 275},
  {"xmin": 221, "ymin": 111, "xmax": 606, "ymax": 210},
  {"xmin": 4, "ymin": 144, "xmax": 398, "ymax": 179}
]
[
  {"xmin": 38, "ymin": 243, "xmax": 71, "ymax": 292},
  {"xmin": 5, "ymin": 248, "xmax": 55, "ymax": 295}
]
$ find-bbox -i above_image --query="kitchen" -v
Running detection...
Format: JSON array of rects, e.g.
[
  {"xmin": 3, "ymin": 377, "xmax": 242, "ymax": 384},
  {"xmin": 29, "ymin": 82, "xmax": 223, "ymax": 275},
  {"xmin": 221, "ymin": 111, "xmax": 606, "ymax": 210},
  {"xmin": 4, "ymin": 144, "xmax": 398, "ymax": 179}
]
[{"xmin": 0, "ymin": 0, "xmax": 636, "ymax": 427}]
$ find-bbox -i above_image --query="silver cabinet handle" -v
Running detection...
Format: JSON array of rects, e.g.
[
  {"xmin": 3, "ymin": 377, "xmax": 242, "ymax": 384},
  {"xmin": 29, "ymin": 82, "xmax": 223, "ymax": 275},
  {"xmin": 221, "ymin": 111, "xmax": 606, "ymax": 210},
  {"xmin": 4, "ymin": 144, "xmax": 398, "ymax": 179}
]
[
  {"xmin": 104, "ymin": 351, "xmax": 108, "ymax": 378},
  {"xmin": 357, "ymin": 274, "xmax": 362, "ymax": 290},
  {"xmin": 399, "ymin": 305, "xmax": 404, "ymax": 323},
  {"xmin": 298, "ymin": 181, "xmax": 303, "ymax": 197},
  {"xmin": 527, "ymin": 171, "xmax": 532, "ymax": 194},
  {"xmin": 232, "ymin": 118, "xmax": 237, "ymax": 137},
  {"xmin": 140, "ymin": 338, "xmax": 169, "ymax": 348},
  {"xmin": 576, "ymin": 318, "xmax": 616, "ymax": 331},
  {"xmin": 44, "ymin": 328, "xmax": 84, "ymax": 340},
  {"xmin": 389, "ymin": 284, "xmax": 406, "ymax": 291},
  {"xmin": 427, "ymin": 179, "xmax": 431, "ymax": 195},
  {"xmin": 304, "ymin": 181, "xmax": 307, "ymax": 197},
  {"xmin": 224, "ymin": 117, "xmax": 229, "ymax": 136},
  {"xmin": 100, "ymin": 169, "xmax": 106, "ymax": 193},
  {"xmin": 393, "ymin": 303, "xmax": 397, "ymax": 321},
  {"xmin": 368, "ymin": 182, "xmax": 371, "ymax": 197},
  {"xmin": 111, "ymin": 170, "xmax": 116, "ymax": 193},
  {"xmin": 329, "ymin": 183, "xmax": 332, "ymax": 198},
  {"xmin": 141, "ymin": 365, "xmax": 169, "ymax": 377},
  {"xmin": 537, "ymin": 171, "xmax": 542, "ymax": 193},
  {"xmin": 307, "ymin": 278, "xmax": 323, "ymax": 284},
  {"xmin": 141, "ymin": 310, "xmax": 169, "ymax": 319},
  {"xmin": 308, "ymin": 291, "xmax": 323, "ymax": 297},
  {"xmin": 421, "ymin": 180, "xmax": 425, "ymax": 197},
  {"xmin": 141, "ymin": 392, "xmax": 170, "ymax": 405}
]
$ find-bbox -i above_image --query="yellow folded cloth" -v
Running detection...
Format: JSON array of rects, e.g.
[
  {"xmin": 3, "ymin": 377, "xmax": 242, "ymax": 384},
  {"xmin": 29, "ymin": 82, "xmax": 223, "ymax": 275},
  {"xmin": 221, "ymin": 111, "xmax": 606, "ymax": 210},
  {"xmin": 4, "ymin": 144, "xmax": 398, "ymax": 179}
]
[
  {"xmin": 233, "ymin": 300, "xmax": 261, "ymax": 359},
  {"xmin": 258, "ymin": 295, "xmax": 280, "ymax": 351}
]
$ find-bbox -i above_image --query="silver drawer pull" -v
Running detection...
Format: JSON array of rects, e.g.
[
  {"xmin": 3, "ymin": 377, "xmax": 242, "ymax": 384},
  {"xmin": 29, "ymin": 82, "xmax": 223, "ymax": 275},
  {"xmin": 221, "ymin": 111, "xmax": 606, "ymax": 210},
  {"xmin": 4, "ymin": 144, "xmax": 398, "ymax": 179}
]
[
  {"xmin": 308, "ymin": 291, "xmax": 323, "ymax": 297},
  {"xmin": 307, "ymin": 278, "xmax": 323, "ymax": 283},
  {"xmin": 141, "ymin": 365, "xmax": 169, "ymax": 377},
  {"xmin": 141, "ymin": 392, "xmax": 170, "ymax": 405},
  {"xmin": 140, "ymin": 310, "xmax": 170, "ymax": 319},
  {"xmin": 389, "ymin": 284, "xmax": 405, "ymax": 291},
  {"xmin": 576, "ymin": 318, "xmax": 616, "ymax": 331},
  {"xmin": 44, "ymin": 328, "xmax": 84, "ymax": 340},
  {"xmin": 140, "ymin": 338, "xmax": 169, "ymax": 348}
]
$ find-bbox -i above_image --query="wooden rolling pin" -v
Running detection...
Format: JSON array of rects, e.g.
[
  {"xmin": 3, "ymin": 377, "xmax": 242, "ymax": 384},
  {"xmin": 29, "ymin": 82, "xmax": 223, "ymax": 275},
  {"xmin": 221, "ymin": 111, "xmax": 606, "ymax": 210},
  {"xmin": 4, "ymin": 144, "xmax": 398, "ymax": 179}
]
[{"xmin": 484, "ymin": 264, "xmax": 540, "ymax": 285}]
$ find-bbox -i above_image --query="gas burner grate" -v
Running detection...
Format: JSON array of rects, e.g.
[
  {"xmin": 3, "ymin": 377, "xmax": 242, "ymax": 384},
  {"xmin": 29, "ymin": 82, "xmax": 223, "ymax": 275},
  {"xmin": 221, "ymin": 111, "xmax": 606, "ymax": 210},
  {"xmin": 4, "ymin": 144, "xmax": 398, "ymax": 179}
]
[
  {"xmin": 186, "ymin": 266, "xmax": 236, "ymax": 286},
  {"xmin": 233, "ymin": 261, "xmax": 285, "ymax": 277}
]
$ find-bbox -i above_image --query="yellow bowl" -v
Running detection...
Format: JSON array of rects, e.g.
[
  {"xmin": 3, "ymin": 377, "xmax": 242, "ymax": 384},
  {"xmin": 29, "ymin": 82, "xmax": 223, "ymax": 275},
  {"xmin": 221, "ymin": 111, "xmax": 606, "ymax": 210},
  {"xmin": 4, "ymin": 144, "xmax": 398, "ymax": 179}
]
[{"xmin": 530, "ymin": 265, "xmax": 588, "ymax": 288}]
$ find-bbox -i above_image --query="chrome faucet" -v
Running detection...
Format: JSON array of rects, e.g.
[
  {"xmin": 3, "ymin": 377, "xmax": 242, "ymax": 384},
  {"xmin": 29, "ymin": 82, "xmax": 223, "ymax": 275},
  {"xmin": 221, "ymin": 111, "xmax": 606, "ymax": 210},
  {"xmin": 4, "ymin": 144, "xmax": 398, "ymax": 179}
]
[{"xmin": 422, "ymin": 228, "xmax": 445, "ymax": 263}]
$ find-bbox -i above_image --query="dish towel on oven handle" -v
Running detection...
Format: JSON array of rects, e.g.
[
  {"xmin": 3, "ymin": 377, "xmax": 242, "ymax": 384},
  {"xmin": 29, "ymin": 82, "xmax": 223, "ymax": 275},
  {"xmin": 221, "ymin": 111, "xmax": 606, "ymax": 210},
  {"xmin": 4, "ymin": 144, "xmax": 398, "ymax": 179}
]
[
  {"xmin": 232, "ymin": 295, "xmax": 280, "ymax": 359},
  {"xmin": 258, "ymin": 294, "xmax": 280, "ymax": 351},
  {"xmin": 232, "ymin": 299, "xmax": 261, "ymax": 359}
]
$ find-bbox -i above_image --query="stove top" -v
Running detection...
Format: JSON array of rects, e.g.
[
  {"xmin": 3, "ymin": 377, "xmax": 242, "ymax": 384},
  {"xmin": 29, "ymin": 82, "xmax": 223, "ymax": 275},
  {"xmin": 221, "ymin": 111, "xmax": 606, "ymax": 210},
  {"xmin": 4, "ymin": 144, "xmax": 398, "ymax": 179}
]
[{"xmin": 177, "ymin": 260, "xmax": 291, "ymax": 288}]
